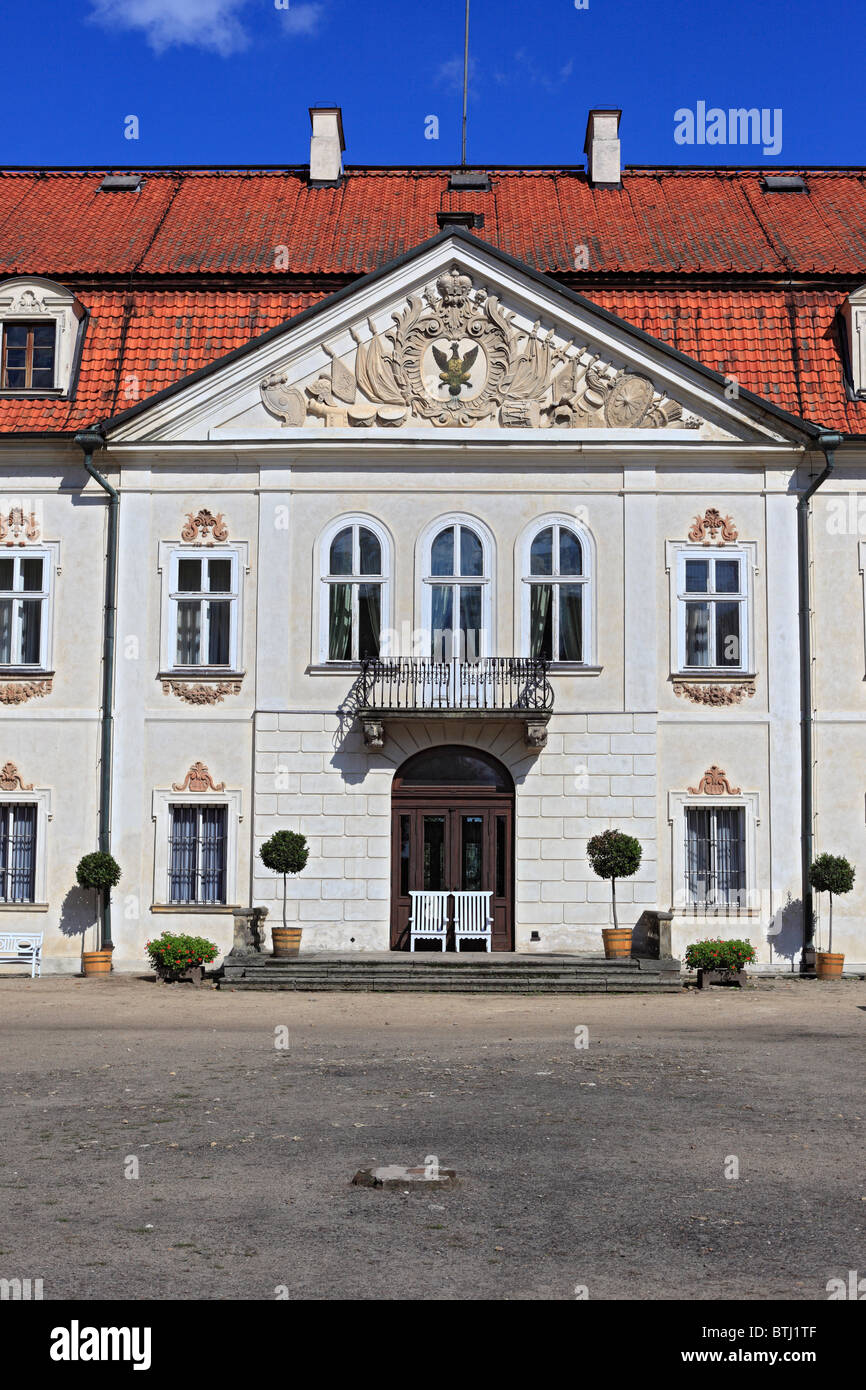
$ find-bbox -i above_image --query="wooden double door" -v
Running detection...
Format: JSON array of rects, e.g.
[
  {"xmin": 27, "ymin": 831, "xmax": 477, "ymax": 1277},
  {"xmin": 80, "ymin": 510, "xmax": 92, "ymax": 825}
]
[{"xmin": 390, "ymin": 796, "xmax": 514, "ymax": 951}]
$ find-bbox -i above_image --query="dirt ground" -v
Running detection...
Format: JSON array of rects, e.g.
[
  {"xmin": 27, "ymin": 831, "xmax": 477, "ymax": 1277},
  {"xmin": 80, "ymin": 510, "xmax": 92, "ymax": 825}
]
[{"xmin": 1, "ymin": 972, "xmax": 864, "ymax": 1301}]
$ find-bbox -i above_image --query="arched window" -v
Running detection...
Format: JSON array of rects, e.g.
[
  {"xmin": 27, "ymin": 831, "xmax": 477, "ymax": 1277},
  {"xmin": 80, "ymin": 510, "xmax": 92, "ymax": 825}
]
[
  {"xmin": 421, "ymin": 516, "xmax": 493, "ymax": 661},
  {"xmin": 521, "ymin": 518, "xmax": 593, "ymax": 663},
  {"xmin": 320, "ymin": 518, "xmax": 389, "ymax": 662}
]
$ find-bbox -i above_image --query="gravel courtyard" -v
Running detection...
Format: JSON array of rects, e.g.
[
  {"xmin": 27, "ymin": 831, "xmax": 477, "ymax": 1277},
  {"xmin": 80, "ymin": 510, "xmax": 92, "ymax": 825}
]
[{"xmin": 1, "ymin": 973, "xmax": 864, "ymax": 1301}]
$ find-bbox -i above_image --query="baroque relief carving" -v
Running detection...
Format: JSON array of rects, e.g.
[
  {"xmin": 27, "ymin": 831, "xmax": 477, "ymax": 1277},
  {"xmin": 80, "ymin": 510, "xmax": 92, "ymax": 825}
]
[
  {"xmin": 260, "ymin": 266, "xmax": 697, "ymax": 431},
  {"xmin": 688, "ymin": 766, "xmax": 741, "ymax": 795},
  {"xmin": 172, "ymin": 762, "xmax": 226, "ymax": 792},
  {"xmin": 0, "ymin": 509, "xmax": 40, "ymax": 545},
  {"xmin": 181, "ymin": 509, "xmax": 229, "ymax": 544},
  {"xmin": 688, "ymin": 508, "xmax": 738, "ymax": 545},
  {"xmin": 0, "ymin": 678, "xmax": 52, "ymax": 704},
  {"xmin": 162, "ymin": 679, "xmax": 242, "ymax": 705},
  {"xmin": 674, "ymin": 681, "xmax": 755, "ymax": 706},
  {"xmin": 0, "ymin": 761, "xmax": 33, "ymax": 791}
]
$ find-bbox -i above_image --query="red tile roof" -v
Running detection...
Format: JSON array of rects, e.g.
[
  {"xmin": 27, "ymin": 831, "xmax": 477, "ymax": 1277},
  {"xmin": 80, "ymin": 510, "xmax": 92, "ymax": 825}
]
[{"xmin": 1, "ymin": 166, "xmax": 864, "ymax": 434}]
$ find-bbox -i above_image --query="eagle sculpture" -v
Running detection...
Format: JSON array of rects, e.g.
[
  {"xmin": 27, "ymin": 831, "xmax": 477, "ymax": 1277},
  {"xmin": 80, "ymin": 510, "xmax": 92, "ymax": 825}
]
[{"xmin": 433, "ymin": 341, "xmax": 479, "ymax": 396}]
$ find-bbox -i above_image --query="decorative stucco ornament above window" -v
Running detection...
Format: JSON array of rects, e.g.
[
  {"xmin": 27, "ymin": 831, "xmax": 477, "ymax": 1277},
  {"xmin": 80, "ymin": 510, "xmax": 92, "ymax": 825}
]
[
  {"xmin": 260, "ymin": 267, "xmax": 698, "ymax": 431},
  {"xmin": 181, "ymin": 509, "xmax": 229, "ymax": 544},
  {"xmin": 0, "ymin": 509, "xmax": 40, "ymax": 546},
  {"xmin": 687, "ymin": 766, "xmax": 741, "ymax": 795},
  {"xmin": 0, "ymin": 761, "xmax": 33, "ymax": 791},
  {"xmin": 172, "ymin": 762, "xmax": 226, "ymax": 792},
  {"xmin": 688, "ymin": 509, "xmax": 738, "ymax": 545}
]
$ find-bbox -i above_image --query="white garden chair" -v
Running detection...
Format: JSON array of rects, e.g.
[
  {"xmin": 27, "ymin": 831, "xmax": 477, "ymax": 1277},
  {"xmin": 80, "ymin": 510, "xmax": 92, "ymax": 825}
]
[
  {"xmin": 408, "ymin": 891, "xmax": 450, "ymax": 952},
  {"xmin": 452, "ymin": 891, "xmax": 493, "ymax": 952}
]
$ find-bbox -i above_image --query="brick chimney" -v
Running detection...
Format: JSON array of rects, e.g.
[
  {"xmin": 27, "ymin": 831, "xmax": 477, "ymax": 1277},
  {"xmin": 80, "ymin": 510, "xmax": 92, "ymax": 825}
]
[
  {"xmin": 584, "ymin": 109, "xmax": 622, "ymax": 187},
  {"xmin": 309, "ymin": 106, "xmax": 345, "ymax": 186}
]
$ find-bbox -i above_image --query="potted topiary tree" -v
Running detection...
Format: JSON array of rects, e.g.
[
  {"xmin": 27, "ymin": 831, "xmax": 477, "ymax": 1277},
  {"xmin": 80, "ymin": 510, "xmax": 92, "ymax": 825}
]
[
  {"xmin": 259, "ymin": 830, "xmax": 309, "ymax": 957},
  {"xmin": 75, "ymin": 851, "xmax": 122, "ymax": 977},
  {"xmin": 809, "ymin": 852, "xmax": 855, "ymax": 978},
  {"xmin": 586, "ymin": 829, "xmax": 642, "ymax": 959}
]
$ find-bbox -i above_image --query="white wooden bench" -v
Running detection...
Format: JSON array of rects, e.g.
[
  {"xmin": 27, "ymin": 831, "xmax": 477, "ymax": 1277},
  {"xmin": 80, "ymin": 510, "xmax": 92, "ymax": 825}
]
[
  {"xmin": 452, "ymin": 891, "xmax": 493, "ymax": 952},
  {"xmin": 408, "ymin": 891, "xmax": 450, "ymax": 952},
  {"xmin": 0, "ymin": 931, "xmax": 43, "ymax": 978}
]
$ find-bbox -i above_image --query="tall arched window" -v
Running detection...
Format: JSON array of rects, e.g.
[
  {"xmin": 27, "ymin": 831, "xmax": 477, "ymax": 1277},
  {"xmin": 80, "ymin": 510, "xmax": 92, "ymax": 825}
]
[
  {"xmin": 522, "ymin": 518, "xmax": 592, "ymax": 663},
  {"xmin": 422, "ymin": 517, "xmax": 492, "ymax": 661},
  {"xmin": 320, "ymin": 518, "xmax": 389, "ymax": 662}
]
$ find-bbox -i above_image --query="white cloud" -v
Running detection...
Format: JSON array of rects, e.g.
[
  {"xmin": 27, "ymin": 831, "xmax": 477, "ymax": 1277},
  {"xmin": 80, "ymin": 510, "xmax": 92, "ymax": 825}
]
[
  {"xmin": 88, "ymin": 0, "xmax": 251, "ymax": 56},
  {"xmin": 279, "ymin": 2, "xmax": 325, "ymax": 36}
]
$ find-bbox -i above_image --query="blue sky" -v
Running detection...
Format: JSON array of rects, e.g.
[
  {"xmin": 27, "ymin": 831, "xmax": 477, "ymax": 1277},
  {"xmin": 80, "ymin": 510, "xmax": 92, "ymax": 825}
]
[{"xmin": 5, "ymin": 0, "xmax": 866, "ymax": 167}]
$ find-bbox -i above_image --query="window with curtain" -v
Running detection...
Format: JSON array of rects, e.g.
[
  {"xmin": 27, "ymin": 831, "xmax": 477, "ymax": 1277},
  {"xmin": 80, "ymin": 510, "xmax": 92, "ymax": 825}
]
[
  {"xmin": 169, "ymin": 805, "xmax": 227, "ymax": 904},
  {"xmin": 0, "ymin": 554, "xmax": 48, "ymax": 667},
  {"xmin": 679, "ymin": 553, "xmax": 745, "ymax": 669},
  {"xmin": 685, "ymin": 806, "xmax": 746, "ymax": 910},
  {"xmin": 171, "ymin": 553, "xmax": 237, "ymax": 668},
  {"xmin": 0, "ymin": 803, "xmax": 37, "ymax": 902},
  {"xmin": 526, "ymin": 523, "xmax": 585, "ymax": 661},
  {"xmin": 325, "ymin": 523, "xmax": 383, "ymax": 661},
  {"xmin": 427, "ymin": 522, "xmax": 487, "ymax": 661}
]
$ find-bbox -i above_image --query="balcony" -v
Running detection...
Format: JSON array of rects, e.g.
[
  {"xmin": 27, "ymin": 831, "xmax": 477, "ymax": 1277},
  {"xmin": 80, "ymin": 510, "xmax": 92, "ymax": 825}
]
[{"xmin": 353, "ymin": 657, "xmax": 554, "ymax": 749}]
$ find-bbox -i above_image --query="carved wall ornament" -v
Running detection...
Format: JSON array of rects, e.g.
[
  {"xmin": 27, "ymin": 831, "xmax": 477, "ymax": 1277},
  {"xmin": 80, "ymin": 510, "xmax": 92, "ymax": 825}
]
[
  {"xmin": 0, "ymin": 677, "xmax": 52, "ymax": 704},
  {"xmin": 260, "ymin": 266, "xmax": 694, "ymax": 431},
  {"xmin": 180, "ymin": 509, "xmax": 229, "ymax": 544},
  {"xmin": 0, "ymin": 509, "xmax": 40, "ymax": 546},
  {"xmin": 688, "ymin": 766, "xmax": 741, "ymax": 795},
  {"xmin": 172, "ymin": 762, "xmax": 226, "ymax": 793},
  {"xmin": 162, "ymin": 679, "xmax": 242, "ymax": 705},
  {"xmin": 9, "ymin": 289, "xmax": 48, "ymax": 316},
  {"xmin": 673, "ymin": 681, "xmax": 755, "ymax": 706},
  {"xmin": 0, "ymin": 761, "xmax": 33, "ymax": 791},
  {"xmin": 688, "ymin": 508, "xmax": 738, "ymax": 545}
]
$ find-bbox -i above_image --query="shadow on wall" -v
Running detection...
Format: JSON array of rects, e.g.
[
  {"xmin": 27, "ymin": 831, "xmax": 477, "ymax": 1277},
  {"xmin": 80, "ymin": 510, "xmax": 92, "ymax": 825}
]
[
  {"xmin": 766, "ymin": 895, "xmax": 803, "ymax": 969},
  {"xmin": 59, "ymin": 886, "xmax": 95, "ymax": 943}
]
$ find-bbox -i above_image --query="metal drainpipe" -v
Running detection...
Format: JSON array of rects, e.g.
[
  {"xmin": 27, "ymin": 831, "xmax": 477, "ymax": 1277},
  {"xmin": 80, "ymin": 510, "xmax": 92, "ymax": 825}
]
[
  {"xmin": 798, "ymin": 431, "xmax": 843, "ymax": 973},
  {"xmin": 74, "ymin": 429, "xmax": 116, "ymax": 950}
]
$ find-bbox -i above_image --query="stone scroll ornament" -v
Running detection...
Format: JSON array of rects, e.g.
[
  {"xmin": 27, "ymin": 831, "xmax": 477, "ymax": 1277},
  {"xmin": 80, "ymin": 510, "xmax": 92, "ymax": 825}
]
[
  {"xmin": 172, "ymin": 762, "xmax": 225, "ymax": 792},
  {"xmin": 260, "ymin": 267, "xmax": 697, "ymax": 430},
  {"xmin": 0, "ymin": 509, "xmax": 40, "ymax": 546},
  {"xmin": 688, "ymin": 508, "xmax": 738, "ymax": 545},
  {"xmin": 181, "ymin": 509, "xmax": 229, "ymax": 544},
  {"xmin": 0, "ymin": 761, "xmax": 33, "ymax": 791},
  {"xmin": 688, "ymin": 766, "xmax": 741, "ymax": 795}
]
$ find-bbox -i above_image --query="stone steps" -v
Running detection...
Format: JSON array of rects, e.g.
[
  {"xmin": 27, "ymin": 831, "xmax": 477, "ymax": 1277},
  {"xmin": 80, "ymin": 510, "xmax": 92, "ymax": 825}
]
[{"xmin": 219, "ymin": 955, "xmax": 682, "ymax": 994}]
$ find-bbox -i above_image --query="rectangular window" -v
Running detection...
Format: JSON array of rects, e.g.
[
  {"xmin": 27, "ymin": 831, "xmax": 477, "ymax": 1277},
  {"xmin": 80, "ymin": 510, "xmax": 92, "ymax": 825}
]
[
  {"xmin": 0, "ymin": 554, "xmax": 48, "ymax": 667},
  {"xmin": 0, "ymin": 804, "xmax": 37, "ymax": 903},
  {"xmin": 685, "ymin": 806, "xmax": 746, "ymax": 910},
  {"xmin": 169, "ymin": 805, "xmax": 227, "ymax": 904},
  {"xmin": 171, "ymin": 553, "xmax": 237, "ymax": 668},
  {"xmin": 680, "ymin": 553, "xmax": 745, "ymax": 670},
  {"xmin": 1, "ymin": 322, "xmax": 56, "ymax": 390}
]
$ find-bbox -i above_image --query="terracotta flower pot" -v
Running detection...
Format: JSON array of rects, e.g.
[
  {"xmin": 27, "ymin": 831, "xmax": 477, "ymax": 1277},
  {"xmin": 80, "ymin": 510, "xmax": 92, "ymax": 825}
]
[
  {"xmin": 82, "ymin": 948, "xmax": 113, "ymax": 977},
  {"xmin": 272, "ymin": 926, "xmax": 302, "ymax": 958},
  {"xmin": 816, "ymin": 951, "xmax": 845, "ymax": 979},
  {"xmin": 602, "ymin": 928, "xmax": 632, "ymax": 960}
]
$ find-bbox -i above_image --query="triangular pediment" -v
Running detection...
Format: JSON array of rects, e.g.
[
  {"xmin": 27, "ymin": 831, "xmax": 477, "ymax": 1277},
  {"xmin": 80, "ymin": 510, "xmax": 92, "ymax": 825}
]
[{"xmin": 105, "ymin": 231, "xmax": 808, "ymax": 446}]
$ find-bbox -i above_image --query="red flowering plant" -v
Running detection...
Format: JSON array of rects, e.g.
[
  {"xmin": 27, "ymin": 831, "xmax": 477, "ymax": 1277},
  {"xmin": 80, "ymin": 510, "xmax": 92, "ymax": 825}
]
[
  {"xmin": 146, "ymin": 932, "xmax": 219, "ymax": 978},
  {"xmin": 684, "ymin": 938, "xmax": 757, "ymax": 973}
]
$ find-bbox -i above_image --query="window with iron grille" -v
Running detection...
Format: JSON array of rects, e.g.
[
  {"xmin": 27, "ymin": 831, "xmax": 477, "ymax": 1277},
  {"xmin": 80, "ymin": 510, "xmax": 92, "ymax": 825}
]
[
  {"xmin": 685, "ymin": 806, "xmax": 746, "ymax": 910},
  {"xmin": 170, "ymin": 553, "xmax": 237, "ymax": 668},
  {"xmin": 1, "ymin": 322, "xmax": 56, "ymax": 390},
  {"xmin": 0, "ymin": 804, "xmax": 37, "ymax": 903},
  {"xmin": 168, "ymin": 805, "xmax": 227, "ymax": 904},
  {"xmin": 0, "ymin": 554, "xmax": 49, "ymax": 667}
]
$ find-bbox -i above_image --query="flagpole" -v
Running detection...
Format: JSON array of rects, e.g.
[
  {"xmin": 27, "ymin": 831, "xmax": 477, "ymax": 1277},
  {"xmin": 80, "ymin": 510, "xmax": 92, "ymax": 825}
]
[{"xmin": 461, "ymin": 0, "xmax": 470, "ymax": 167}]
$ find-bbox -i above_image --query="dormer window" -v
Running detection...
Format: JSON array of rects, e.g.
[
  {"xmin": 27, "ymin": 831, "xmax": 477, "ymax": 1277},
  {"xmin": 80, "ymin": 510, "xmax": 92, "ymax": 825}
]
[
  {"xmin": 843, "ymin": 285, "xmax": 866, "ymax": 399},
  {"xmin": 1, "ymin": 322, "xmax": 56, "ymax": 390},
  {"xmin": 0, "ymin": 277, "xmax": 84, "ymax": 397}
]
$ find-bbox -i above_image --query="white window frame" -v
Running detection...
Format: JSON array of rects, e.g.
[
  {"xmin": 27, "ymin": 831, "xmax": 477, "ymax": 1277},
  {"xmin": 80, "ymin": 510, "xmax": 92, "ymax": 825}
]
[
  {"xmin": 417, "ymin": 513, "xmax": 495, "ymax": 661},
  {"xmin": 666, "ymin": 540, "xmax": 757, "ymax": 677},
  {"xmin": 317, "ymin": 515, "xmax": 392, "ymax": 666},
  {"xmin": 158, "ymin": 541, "xmax": 248, "ymax": 676},
  {"xmin": 518, "ymin": 514, "xmax": 596, "ymax": 667},
  {"xmin": 0, "ymin": 787, "xmax": 52, "ymax": 909},
  {"xmin": 0, "ymin": 277, "xmax": 85, "ymax": 399},
  {"xmin": 668, "ymin": 788, "xmax": 760, "ymax": 916},
  {"xmin": 0, "ymin": 543, "xmax": 59, "ymax": 674},
  {"xmin": 151, "ymin": 786, "xmax": 242, "ymax": 910}
]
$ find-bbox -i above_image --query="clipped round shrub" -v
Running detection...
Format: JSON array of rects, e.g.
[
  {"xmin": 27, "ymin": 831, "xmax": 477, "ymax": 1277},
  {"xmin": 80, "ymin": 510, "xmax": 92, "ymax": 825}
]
[
  {"xmin": 586, "ymin": 829, "xmax": 642, "ymax": 931},
  {"xmin": 75, "ymin": 851, "xmax": 122, "ymax": 894},
  {"xmin": 259, "ymin": 830, "xmax": 309, "ymax": 877},
  {"xmin": 809, "ymin": 852, "xmax": 855, "ymax": 953}
]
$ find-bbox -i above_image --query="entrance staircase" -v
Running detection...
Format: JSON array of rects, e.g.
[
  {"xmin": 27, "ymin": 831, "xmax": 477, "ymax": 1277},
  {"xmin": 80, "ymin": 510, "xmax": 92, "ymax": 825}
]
[{"xmin": 219, "ymin": 951, "xmax": 681, "ymax": 994}]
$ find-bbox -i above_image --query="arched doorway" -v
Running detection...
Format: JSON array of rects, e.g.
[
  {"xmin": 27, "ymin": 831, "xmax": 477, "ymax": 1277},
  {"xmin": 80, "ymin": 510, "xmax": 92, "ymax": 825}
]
[{"xmin": 390, "ymin": 745, "xmax": 514, "ymax": 951}]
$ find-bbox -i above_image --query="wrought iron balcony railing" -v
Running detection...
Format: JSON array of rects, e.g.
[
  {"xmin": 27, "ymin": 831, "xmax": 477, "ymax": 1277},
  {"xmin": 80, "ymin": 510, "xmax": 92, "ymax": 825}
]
[{"xmin": 358, "ymin": 657, "xmax": 553, "ymax": 713}]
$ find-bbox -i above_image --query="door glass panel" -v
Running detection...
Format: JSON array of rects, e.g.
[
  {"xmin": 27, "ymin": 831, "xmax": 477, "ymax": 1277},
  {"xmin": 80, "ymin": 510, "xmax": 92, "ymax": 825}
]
[
  {"xmin": 558, "ymin": 584, "xmax": 582, "ymax": 660},
  {"xmin": 399, "ymin": 816, "xmax": 410, "ymax": 896},
  {"xmin": 495, "ymin": 816, "xmax": 506, "ymax": 898},
  {"xmin": 431, "ymin": 585, "xmax": 453, "ymax": 658},
  {"xmin": 423, "ymin": 816, "xmax": 446, "ymax": 891},
  {"xmin": 459, "ymin": 586, "xmax": 482, "ymax": 661},
  {"xmin": 461, "ymin": 816, "xmax": 483, "ymax": 891}
]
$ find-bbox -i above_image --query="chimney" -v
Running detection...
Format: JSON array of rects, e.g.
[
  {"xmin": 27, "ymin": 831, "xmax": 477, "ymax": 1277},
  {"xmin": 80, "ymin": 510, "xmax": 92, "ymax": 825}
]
[
  {"xmin": 584, "ymin": 109, "xmax": 622, "ymax": 186},
  {"xmin": 309, "ymin": 106, "xmax": 345, "ymax": 186}
]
